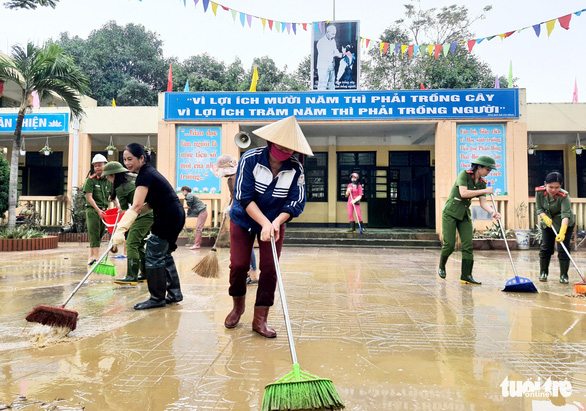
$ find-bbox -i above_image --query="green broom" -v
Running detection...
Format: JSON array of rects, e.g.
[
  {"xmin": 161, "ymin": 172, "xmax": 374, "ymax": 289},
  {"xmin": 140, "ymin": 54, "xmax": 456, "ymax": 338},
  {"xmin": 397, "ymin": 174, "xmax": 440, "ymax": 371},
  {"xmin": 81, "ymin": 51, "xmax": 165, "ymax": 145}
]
[
  {"xmin": 261, "ymin": 237, "xmax": 345, "ymax": 411},
  {"xmin": 93, "ymin": 210, "xmax": 120, "ymax": 277}
]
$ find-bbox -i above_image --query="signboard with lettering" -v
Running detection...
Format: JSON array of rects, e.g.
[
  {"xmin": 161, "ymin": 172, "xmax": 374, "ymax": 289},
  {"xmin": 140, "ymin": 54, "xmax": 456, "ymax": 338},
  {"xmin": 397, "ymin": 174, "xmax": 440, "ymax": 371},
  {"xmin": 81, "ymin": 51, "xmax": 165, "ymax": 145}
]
[
  {"xmin": 0, "ymin": 113, "xmax": 69, "ymax": 133},
  {"xmin": 456, "ymin": 123, "xmax": 507, "ymax": 195},
  {"xmin": 164, "ymin": 89, "xmax": 518, "ymax": 121},
  {"xmin": 175, "ymin": 125, "xmax": 222, "ymax": 194}
]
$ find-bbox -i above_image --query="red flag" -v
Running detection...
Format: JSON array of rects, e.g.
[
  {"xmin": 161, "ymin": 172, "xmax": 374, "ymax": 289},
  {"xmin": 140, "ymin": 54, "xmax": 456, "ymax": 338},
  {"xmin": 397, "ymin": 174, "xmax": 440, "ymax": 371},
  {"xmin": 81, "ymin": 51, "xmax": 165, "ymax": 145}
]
[
  {"xmin": 434, "ymin": 44, "xmax": 442, "ymax": 59},
  {"xmin": 420, "ymin": 82, "xmax": 427, "ymax": 90},
  {"xmin": 559, "ymin": 14, "xmax": 572, "ymax": 30},
  {"xmin": 167, "ymin": 63, "xmax": 173, "ymax": 92},
  {"xmin": 467, "ymin": 40, "xmax": 476, "ymax": 53},
  {"xmin": 573, "ymin": 78, "xmax": 578, "ymax": 103},
  {"xmin": 0, "ymin": 80, "xmax": 4, "ymax": 96}
]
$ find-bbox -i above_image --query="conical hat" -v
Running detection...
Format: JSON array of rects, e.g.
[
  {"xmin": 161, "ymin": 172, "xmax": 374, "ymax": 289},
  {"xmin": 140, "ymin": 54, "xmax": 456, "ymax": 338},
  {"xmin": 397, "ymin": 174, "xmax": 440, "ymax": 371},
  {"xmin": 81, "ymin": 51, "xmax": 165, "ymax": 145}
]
[{"xmin": 252, "ymin": 116, "xmax": 313, "ymax": 156}]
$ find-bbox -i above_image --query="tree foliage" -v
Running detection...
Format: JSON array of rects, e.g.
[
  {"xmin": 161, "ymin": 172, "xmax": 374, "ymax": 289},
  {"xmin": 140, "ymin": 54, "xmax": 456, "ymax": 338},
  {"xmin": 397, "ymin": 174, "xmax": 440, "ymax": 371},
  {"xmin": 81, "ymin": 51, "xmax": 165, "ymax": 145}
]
[
  {"xmin": 4, "ymin": 0, "xmax": 58, "ymax": 9},
  {"xmin": 0, "ymin": 42, "xmax": 88, "ymax": 227},
  {"xmin": 57, "ymin": 21, "xmax": 168, "ymax": 106},
  {"xmin": 361, "ymin": 0, "xmax": 510, "ymax": 90}
]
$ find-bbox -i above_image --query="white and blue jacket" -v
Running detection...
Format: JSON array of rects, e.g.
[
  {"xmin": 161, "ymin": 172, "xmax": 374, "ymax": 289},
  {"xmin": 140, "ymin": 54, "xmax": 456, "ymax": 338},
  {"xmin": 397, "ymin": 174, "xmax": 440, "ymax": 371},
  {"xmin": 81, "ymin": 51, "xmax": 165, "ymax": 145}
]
[{"xmin": 230, "ymin": 146, "xmax": 306, "ymax": 232}]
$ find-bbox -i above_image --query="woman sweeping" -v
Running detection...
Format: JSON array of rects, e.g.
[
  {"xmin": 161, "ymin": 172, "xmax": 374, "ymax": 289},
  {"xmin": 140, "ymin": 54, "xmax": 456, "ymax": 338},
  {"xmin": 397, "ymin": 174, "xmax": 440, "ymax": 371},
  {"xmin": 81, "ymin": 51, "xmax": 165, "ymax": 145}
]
[
  {"xmin": 103, "ymin": 161, "xmax": 153, "ymax": 285},
  {"xmin": 224, "ymin": 116, "xmax": 312, "ymax": 338},
  {"xmin": 345, "ymin": 172, "xmax": 363, "ymax": 233},
  {"xmin": 180, "ymin": 186, "xmax": 208, "ymax": 250},
  {"xmin": 111, "ymin": 143, "xmax": 186, "ymax": 309},
  {"xmin": 83, "ymin": 154, "xmax": 112, "ymax": 266},
  {"xmin": 438, "ymin": 155, "xmax": 501, "ymax": 285},
  {"xmin": 535, "ymin": 172, "xmax": 574, "ymax": 284}
]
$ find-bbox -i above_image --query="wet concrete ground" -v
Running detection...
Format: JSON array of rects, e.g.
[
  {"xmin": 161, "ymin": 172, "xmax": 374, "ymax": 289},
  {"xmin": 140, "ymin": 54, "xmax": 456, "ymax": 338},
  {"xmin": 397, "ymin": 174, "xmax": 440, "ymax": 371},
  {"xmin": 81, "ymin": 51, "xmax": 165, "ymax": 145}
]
[{"xmin": 0, "ymin": 243, "xmax": 585, "ymax": 410}]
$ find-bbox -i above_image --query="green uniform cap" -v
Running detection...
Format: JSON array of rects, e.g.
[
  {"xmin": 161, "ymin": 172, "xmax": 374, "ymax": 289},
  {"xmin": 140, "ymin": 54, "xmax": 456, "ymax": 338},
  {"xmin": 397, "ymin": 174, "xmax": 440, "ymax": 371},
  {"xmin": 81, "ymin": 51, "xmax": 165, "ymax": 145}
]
[
  {"xmin": 471, "ymin": 155, "xmax": 496, "ymax": 168},
  {"xmin": 103, "ymin": 161, "xmax": 128, "ymax": 176}
]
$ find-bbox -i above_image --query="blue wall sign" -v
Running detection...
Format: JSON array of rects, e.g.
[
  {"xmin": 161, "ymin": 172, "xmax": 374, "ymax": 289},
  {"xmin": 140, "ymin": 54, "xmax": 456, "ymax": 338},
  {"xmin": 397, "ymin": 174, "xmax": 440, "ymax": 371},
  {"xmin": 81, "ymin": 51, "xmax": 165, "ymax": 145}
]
[
  {"xmin": 175, "ymin": 125, "xmax": 222, "ymax": 194},
  {"xmin": 0, "ymin": 113, "xmax": 69, "ymax": 133},
  {"xmin": 165, "ymin": 89, "xmax": 519, "ymax": 121},
  {"xmin": 456, "ymin": 123, "xmax": 507, "ymax": 195}
]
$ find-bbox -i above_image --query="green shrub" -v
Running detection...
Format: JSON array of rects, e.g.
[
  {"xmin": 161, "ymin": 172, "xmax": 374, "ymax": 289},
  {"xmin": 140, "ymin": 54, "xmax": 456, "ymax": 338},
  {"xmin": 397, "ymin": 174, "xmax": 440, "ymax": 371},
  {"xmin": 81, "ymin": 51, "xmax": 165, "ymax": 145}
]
[
  {"xmin": 0, "ymin": 153, "xmax": 9, "ymax": 218},
  {"xmin": 0, "ymin": 225, "xmax": 46, "ymax": 239}
]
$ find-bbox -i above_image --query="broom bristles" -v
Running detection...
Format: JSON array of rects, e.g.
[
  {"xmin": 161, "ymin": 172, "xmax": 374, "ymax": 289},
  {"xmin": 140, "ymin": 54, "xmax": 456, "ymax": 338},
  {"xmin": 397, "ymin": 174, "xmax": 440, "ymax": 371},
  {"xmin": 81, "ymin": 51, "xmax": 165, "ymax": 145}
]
[
  {"xmin": 93, "ymin": 258, "xmax": 117, "ymax": 276},
  {"xmin": 25, "ymin": 305, "xmax": 78, "ymax": 331},
  {"xmin": 262, "ymin": 378, "xmax": 345, "ymax": 411},
  {"xmin": 192, "ymin": 249, "xmax": 220, "ymax": 278}
]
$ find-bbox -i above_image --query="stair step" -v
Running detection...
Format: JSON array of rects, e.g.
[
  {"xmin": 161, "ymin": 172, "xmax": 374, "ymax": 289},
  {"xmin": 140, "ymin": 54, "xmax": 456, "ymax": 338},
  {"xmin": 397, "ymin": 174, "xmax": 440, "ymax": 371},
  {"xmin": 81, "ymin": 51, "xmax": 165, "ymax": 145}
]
[{"xmin": 283, "ymin": 237, "xmax": 441, "ymax": 249}]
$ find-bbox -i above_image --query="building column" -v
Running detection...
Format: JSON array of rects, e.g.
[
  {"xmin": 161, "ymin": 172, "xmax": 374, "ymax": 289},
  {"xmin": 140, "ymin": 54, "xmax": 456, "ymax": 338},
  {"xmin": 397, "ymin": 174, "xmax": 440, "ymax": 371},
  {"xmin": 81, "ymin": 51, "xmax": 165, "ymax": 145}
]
[
  {"xmin": 434, "ymin": 120, "xmax": 454, "ymax": 237},
  {"xmin": 327, "ymin": 136, "xmax": 337, "ymax": 225}
]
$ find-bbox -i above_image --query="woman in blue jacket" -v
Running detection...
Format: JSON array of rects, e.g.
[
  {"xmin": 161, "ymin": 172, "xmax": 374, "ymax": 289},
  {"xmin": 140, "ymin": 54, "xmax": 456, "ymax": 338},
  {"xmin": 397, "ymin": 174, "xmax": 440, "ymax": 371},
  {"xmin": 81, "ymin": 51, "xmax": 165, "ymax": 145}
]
[{"xmin": 224, "ymin": 116, "xmax": 313, "ymax": 338}]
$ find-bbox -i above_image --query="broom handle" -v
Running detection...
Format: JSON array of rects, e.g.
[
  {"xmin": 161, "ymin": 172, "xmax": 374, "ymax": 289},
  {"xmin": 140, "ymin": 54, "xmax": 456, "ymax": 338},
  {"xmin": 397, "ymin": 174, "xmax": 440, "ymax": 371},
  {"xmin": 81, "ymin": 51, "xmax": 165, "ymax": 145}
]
[
  {"xmin": 550, "ymin": 224, "xmax": 586, "ymax": 282},
  {"xmin": 490, "ymin": 195, "xmax": 519, "ymax": 279},
  {"xmin": 211, "ymin": 199, "xmax": 233, "ymax": 250},
  {"xmin": 61, "ymin": 244, "xmax": 113, "ymax": 307},
  {"xmin": 271, "ymin": 236, "xmax": 298, "ymax": 366}
]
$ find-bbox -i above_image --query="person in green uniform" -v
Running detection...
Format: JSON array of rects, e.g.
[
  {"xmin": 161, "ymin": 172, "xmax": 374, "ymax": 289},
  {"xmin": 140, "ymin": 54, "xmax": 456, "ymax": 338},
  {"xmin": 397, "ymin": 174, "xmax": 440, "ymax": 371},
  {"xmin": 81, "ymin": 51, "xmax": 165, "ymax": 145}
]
[
  {"xmin": 83, "ymin": 154, "xmax": 112, "ymax": 266},
  {"xmin": 103, "ymin": 161, "xmax": 154, "ymax": 285},
  {"xmin": 535, "ymin": 172, "xmax": 574, "ymax": 284},
  {"xmin": 438, "ymin": 155, "xmax": 501, "ymax": 285}
]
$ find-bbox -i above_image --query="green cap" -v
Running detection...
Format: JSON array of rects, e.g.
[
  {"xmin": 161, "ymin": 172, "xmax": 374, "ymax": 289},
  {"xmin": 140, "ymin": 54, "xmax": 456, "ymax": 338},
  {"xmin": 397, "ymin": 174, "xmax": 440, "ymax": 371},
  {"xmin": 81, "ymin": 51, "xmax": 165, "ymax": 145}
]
[
  {"xmin": 102, "ymin": 161, "xmax": 128, "ymax": 176},
  {"xmin": 471, "ymin": 155, "xmax": 496, "ymax": 168}
]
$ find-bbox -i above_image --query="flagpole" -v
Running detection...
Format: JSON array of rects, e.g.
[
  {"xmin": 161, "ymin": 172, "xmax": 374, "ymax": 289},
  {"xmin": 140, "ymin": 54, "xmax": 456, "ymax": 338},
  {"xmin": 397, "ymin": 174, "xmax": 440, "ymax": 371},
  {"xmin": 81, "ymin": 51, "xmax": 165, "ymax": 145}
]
[{"xmin": 333, "ymin": 0, "xmax": 335, "ymax": 20}]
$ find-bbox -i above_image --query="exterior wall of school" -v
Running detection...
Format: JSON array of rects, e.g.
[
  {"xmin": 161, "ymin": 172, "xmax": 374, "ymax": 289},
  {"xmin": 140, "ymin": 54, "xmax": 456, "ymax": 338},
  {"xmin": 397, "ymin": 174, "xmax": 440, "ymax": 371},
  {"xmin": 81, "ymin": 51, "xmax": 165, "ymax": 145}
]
[{"xmin": 3, "ymin": 90, "xmax": 586, "ymax": 235}]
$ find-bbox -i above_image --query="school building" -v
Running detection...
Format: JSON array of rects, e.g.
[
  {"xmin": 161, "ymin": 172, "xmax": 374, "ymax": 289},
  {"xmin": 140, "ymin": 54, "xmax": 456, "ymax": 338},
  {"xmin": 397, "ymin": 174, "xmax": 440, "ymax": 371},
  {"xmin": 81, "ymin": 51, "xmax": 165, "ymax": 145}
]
[{"xmin": 1, "ymin": 87, "xmax": 585, "ymax": 235}]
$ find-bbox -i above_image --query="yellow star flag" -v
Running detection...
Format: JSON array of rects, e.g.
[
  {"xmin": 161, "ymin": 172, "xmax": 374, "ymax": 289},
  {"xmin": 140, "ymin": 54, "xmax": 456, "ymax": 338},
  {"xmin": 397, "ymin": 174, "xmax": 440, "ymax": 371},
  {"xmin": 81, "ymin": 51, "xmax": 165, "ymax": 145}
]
[
  {"xmin": 112, "ymin": 98, "xmax": 116, "ymax": 107},
  {"xmin": 249, "ymin": 65, "xmax": 259, "ymax": 92}
]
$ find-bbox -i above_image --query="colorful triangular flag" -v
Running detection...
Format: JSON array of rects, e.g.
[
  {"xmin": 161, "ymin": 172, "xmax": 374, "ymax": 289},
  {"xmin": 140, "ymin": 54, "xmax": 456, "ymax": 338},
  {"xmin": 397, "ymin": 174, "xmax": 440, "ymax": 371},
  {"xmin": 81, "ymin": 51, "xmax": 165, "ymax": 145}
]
[
  {"xmin": 573, "ymin": 78, "xmax": 578, "ymax": 103},
  {"xmin": 112, "ymin": 98, "xmax": 116, "ymax": 107},
  {"xmin": 507, "ymin": 61, "xmax": 513, "ymax": 88},
  {"xmin": 184, "ymin": 79, "xmax": 189, "ymax": 92},
  {"xmin": 495, "ymin": 76, "xmax": 500, "ymax": 89}
]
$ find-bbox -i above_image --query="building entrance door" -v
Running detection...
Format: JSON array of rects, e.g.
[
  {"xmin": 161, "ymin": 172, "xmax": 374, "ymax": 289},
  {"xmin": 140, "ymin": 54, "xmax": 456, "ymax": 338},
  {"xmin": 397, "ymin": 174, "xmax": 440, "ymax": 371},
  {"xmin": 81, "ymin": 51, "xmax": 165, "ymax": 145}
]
[{"xmin": 367, "ymin": 151, "xmax": 435, "ymax": 228}]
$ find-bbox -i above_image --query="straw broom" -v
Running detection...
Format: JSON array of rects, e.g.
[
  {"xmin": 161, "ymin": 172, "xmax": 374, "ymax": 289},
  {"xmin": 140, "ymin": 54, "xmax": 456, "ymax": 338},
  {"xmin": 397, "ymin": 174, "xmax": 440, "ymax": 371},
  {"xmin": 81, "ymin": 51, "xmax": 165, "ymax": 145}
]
[
  {"xmin": 261, "ymin": 237, "xmax": 345, "ymax": 411},
  {"xmin": 192, "ymin": 212, "xmax": 229, "ymax": 278}
]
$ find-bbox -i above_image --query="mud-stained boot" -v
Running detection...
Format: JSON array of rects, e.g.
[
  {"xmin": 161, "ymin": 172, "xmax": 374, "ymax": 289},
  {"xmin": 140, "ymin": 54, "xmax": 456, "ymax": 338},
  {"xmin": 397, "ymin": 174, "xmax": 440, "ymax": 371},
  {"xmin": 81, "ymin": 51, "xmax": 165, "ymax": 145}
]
[
  {"xmin": 137, "ymin": 259, "xmax": 147, "ymax": 283},
  {"xmin": 134, "ymin": 267, "xmax": 167, "ymax": 310},
  {"xmin": 165, "ymin": 256, "xmax": 183, "ymax": 304},
  {"xmin": 224, "ymin": 296, "xmax": 246, "ymax": 328},
  {"xmin": 438, "ymin": 255, "xmax": 449, "ymax": 279},
  {"xmin": 114, "ymin": 259, "xmax": 139, "ymax": 285},
  {"xmin": 559, "ymin": 260, "xmax": 570, "ymax": 284},
  {"xmin": 252, "ymin": 306, "xmax": 276, "ymax": 338},
  {"xmin": 460, "ymin": 259, "xmax": 481, "ymax": 285},
  {"xmin": 347, "ymin": 222, "xmax": 355, "ymax": 233},
  {"xmin": 539, "ymin": 257, "xmax": 550, "ymax": 282}
]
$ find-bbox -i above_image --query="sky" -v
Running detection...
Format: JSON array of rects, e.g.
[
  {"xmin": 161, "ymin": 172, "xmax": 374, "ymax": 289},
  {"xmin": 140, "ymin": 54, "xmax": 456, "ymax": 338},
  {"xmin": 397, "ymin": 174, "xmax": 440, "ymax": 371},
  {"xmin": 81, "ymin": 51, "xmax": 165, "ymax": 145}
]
[{"xmin": 1, "ymin": 0, "xmax": 585, "ymax": 103}]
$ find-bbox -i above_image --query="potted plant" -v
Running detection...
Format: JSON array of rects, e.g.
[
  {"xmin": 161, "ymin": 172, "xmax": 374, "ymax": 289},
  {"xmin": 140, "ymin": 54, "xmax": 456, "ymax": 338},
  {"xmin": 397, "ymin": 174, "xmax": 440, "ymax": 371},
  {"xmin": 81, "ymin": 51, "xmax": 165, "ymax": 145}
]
[
  {"xmin": 105, "ymin": 145, "xmax": 117, "ymax": 155},
  {"xmin": 514, "ymin": 202, "xmax": 530, "ymax": 250},
  {"xmin": 527, "ymin": 144, "xmax": 538, "ymax": 155},
  {"xmin": 485, "ymin": 222, "xmax": 517, "ymax": 250},
  {"xmin": 472, "ymin": 228, "xmax": 491, "ymax": 250},
  {"xmin": 572, "ymin": 145, "xmax": 584, "ymax": 155},
  {"xmin": 39, "ymin": 145, "xmax": 53, "ymax": 156}
]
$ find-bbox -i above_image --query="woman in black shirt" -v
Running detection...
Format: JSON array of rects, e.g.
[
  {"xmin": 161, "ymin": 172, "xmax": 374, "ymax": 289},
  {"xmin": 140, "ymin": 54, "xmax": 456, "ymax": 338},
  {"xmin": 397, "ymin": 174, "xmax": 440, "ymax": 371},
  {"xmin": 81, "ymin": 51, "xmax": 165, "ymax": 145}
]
[{"xmin": 112, "ymin": 143, "xmax": 186, "ymax": 310}]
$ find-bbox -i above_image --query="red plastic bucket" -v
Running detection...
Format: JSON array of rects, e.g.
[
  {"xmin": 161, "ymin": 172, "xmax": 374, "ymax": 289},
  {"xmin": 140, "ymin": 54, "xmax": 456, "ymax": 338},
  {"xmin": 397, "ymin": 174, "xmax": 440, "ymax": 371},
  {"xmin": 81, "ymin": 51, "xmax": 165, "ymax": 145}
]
[{"xmin": 102, "ymin": 208, "xmax": 125, "ymax": 234}]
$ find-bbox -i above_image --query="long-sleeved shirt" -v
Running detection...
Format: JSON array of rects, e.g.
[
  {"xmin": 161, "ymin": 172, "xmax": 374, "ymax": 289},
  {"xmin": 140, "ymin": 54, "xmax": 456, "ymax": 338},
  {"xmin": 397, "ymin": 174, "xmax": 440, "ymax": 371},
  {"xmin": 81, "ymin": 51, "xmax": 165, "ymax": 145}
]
[
  {"xmin": 230, "ymin": 146, "xmax": 306, "ymax": 232},
  {"xmin": 535, "ymin": 186, "xmax": 574, "ymax": 229}
]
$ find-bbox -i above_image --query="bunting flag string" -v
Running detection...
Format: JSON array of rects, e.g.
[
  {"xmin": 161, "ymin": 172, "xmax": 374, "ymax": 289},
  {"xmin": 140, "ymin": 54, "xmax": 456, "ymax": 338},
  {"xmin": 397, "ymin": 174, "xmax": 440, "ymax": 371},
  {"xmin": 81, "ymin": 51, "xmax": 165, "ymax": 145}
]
[{"xmin": 363, "ymin": 7, "xmax": 586, "ymax": 59}]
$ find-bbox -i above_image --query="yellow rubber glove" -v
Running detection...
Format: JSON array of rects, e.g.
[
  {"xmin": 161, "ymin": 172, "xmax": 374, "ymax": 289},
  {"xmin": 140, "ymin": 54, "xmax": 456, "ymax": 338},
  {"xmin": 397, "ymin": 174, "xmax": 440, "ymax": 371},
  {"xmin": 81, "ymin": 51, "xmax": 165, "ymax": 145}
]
[
  {"xmin": 556, "ymin": 225, "xmax": 568, "ymax": 243},
  {"xmin": 541, "ymin": 214, "xmax": 553, "ymax": 228},
  {"xmin": 111, "ymin": 209, "xmax": 138, "ymax": 245}
]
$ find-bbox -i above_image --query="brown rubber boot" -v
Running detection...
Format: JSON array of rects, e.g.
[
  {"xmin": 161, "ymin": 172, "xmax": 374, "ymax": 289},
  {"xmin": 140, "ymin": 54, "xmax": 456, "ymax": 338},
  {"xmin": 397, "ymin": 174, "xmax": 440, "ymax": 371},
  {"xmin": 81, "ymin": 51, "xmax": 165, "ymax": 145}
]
[
  {"xmin": 252, "ymin": 306, "xmax": 276, "ymax": 338},
  {"xmin": 224, "ymin": 296, "xmax": 246, "ymax": 328}
]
